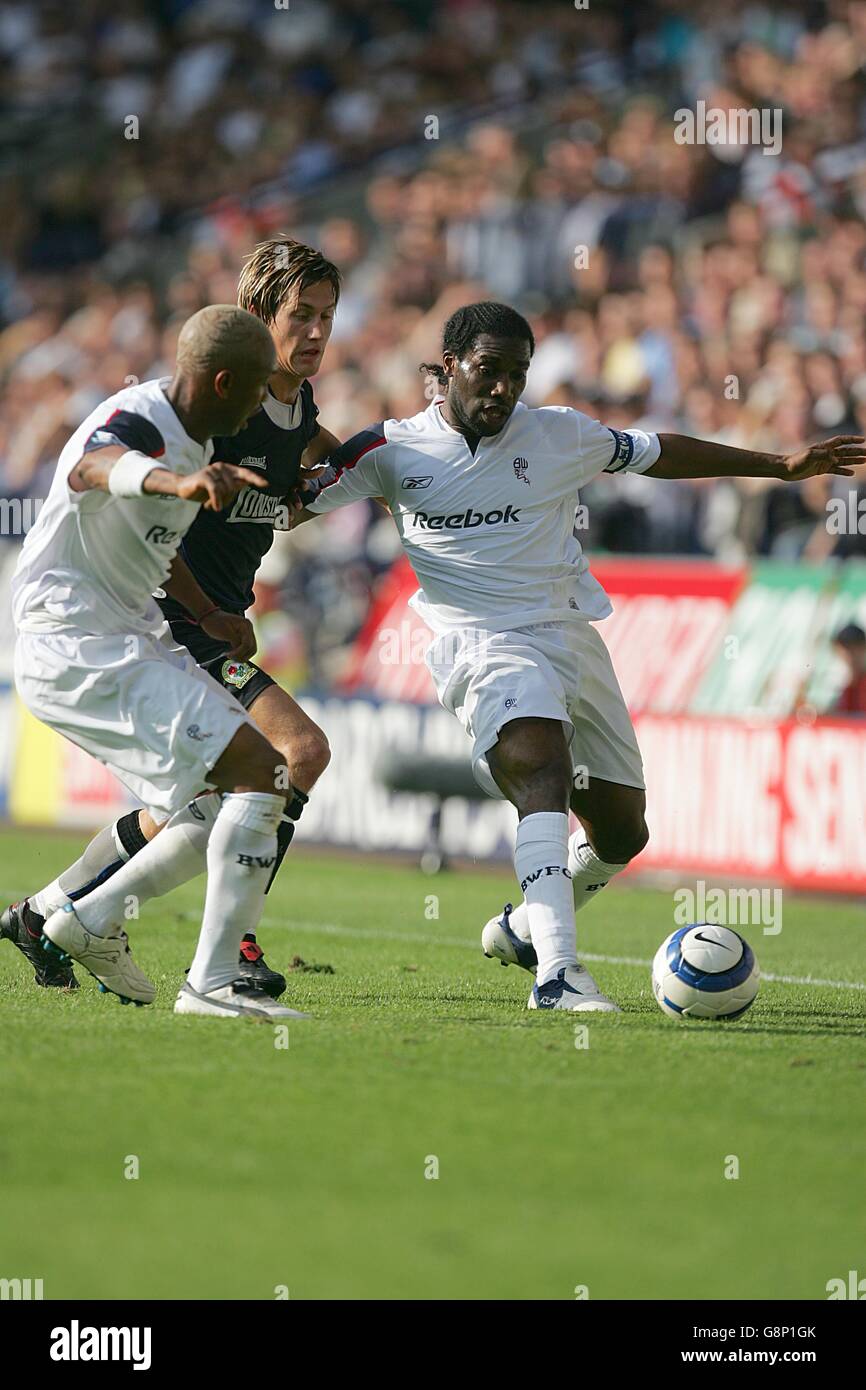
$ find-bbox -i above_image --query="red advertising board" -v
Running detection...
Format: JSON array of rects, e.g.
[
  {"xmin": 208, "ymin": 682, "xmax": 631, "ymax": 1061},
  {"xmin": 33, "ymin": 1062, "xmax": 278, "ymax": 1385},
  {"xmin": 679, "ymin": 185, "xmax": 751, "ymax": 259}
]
[
  {"xmin": 593, "ymin": 559, "xmax": 746, "ymax": 714},
  {"xmin": 636, "ymin": 713, "xmax": 866, "ymax": 893},
  {"xmin": 339, "ymin": 555, "xmax": 747, "ymax": 713}
]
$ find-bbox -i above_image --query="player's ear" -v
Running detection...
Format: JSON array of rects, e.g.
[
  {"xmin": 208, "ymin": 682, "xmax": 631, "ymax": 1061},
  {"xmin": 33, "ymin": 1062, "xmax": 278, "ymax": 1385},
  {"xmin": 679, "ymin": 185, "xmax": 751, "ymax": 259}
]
[
  {"xmin": 441, "ymin": 352, "xmax": 457, "ymax": 382},
  {"xmin": 213, "ymin": 368, "xmax": 233, "ymax": 400}
]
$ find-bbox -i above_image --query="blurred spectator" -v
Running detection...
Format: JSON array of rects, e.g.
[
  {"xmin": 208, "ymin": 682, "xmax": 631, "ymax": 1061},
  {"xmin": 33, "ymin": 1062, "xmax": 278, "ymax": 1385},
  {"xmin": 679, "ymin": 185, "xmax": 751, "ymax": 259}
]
[{"xmin": 830, "ymin": 623, "xmax": 866, "ymax": 715}]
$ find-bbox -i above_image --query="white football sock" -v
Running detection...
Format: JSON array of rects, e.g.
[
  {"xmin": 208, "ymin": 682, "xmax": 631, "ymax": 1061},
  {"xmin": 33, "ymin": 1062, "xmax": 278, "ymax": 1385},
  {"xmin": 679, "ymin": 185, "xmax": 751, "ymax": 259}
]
[
  {"xmin": 513, "ymin": 812, "xmax": 576, "ymax": 985},
  {"xmin": 72, "ymin": 798, "xmax": 220, "ymax": 937},
  {"xmin": 30, "ymin": 823, "xmax": 130, "ymax": 919},
  {"xmin": 506, "ymin": 831, "xmax": 628, "ymax": 942},
  {"xmin": 187, "ymin": 791, "xmax": 284, "ymax": 994},
  {"xmin": 567, "ymin": 834, "xmax": 628, "ymax": 909}
]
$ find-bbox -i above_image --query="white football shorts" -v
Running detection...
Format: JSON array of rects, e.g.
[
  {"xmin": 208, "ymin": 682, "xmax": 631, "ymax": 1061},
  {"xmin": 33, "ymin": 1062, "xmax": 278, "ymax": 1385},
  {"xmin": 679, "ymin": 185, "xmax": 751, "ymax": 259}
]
[
  {"xmin": 426, "ymin": 619, "xmax": 645, "ymax": 799},
  {"xmin": 14, "ymin": 623, "xmax": 253, "ymax": 818}
]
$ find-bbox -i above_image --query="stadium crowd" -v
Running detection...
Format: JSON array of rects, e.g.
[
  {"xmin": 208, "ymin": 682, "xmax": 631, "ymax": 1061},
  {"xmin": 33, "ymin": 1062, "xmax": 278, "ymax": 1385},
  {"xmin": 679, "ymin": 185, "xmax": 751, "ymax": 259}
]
[{"xmin": 1, "ymin": 0, "xmax": 866, "ymax": 681}]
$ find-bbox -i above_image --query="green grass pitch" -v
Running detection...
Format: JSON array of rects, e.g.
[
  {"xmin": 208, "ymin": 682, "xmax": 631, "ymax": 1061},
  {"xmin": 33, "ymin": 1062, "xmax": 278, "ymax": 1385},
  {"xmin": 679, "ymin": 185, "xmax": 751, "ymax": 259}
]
[{"xmin": 1, "ymin": 828, "xmax": 864, "ymax": 1300}]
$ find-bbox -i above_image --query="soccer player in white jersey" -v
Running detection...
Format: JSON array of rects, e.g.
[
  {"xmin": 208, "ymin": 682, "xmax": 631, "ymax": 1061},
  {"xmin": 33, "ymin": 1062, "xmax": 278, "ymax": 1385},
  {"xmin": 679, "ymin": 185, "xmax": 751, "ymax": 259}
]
[
  {"xmin": 10, "ymin": 305, "xmax": 310, "ymax": 1020},
  {"xmin": 3, "ymin": 238, "xmax": 341, "ymax": 999},
  {"xmin": 293, "ymin": 300, "xmax": 866, "ymax": 1012}
]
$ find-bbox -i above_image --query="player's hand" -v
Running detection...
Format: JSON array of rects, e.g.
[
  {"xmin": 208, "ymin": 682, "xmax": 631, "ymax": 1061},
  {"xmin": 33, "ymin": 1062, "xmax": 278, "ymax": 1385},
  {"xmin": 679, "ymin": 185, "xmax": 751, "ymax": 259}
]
[
  {"xmin": 200, "ymin": 609, "xmax": 257, "ymax": 661},
  {"xmin": 178, "ymin": 463, "xmax": 268, "ymax": 510},
  {"xmin": 781, "ymin": 436, "xmax": 866, "ymax": 481},
  {"xmin": 286, "ymin": 462, "xmax": 333, "ymax": 522}
]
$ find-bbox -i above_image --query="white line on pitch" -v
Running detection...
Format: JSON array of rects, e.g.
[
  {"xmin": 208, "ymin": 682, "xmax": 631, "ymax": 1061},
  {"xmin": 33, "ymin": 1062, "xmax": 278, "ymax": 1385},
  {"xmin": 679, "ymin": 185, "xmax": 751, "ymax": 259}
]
[
  {"xmin": 3, "ymin": 894, "xmax": 863, "ymax": 994},
  {"xmin": 258, "ymin": 916, "xmax": 866, "ymax": 993}
]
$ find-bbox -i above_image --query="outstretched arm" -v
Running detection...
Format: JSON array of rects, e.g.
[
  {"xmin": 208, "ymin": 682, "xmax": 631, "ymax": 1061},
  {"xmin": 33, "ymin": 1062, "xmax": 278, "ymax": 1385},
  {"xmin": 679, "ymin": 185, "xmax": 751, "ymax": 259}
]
[
  {"xmin": 288, "ymin": 423, "xmax": 390, "ymax": 526},
  {"xmin": 285, "ymin": 426, "xmax": 343, "ymax": 527},
  {"xmin": 299, "ymin": 426, "xmax": 341, "ymax": 471},
  {"xmin": 70, "ymin": 444, "xmax": 268, "ymax": 509},
  {"xmin": 646, "ymin": 433, "xmax": 866, "ymax": 482}
]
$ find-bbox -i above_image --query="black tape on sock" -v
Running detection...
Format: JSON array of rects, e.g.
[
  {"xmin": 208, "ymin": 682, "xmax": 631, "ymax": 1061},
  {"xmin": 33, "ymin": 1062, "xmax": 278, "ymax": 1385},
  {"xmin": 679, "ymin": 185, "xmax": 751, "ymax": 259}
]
[
  {"xmin": 264, "ymin": 786, "xmax": 309, "ymax": 894},
  {"xmin": 264, "ymin": 816, "xmax": 295, "ymax": 895},
  {"xmin": 285, "ymin": 786, "xmax": 309, "ymax": 822},
  {"xmin": 115, "ymin": 810, "xmax": 149, "ymax": 859}
]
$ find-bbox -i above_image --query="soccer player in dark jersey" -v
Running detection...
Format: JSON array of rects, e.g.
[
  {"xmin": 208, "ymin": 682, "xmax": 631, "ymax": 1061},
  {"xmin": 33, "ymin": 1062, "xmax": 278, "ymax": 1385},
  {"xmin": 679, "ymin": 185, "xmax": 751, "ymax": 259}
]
[{"xmin": 2, "ymin": 238, "xmax": 341, "ymax": 997}]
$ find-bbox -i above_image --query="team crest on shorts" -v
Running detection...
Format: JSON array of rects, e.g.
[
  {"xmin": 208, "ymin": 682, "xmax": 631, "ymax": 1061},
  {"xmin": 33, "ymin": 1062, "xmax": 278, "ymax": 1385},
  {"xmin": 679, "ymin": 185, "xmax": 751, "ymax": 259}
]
[{"xmin": 221, "ymin": 660, "xmax": 256, "ymax": 689}]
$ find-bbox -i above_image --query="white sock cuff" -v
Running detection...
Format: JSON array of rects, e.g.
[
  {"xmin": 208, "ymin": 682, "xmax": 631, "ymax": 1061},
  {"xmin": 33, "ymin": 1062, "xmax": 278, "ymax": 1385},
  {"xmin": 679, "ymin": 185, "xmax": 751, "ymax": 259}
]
[
  {"xmin": 218, "ymin": 791, "xmax": 284, "ymax": 836},
  {"xmin": 178, "ymin": 795, "xmax": 221, "ymax": 830},
  {"xmin": 568, "ymin": 834, "xmax": 627, "ymax": 878},
  {"xmin": 515, "ymin": 811, "xmax": 569, "ymax": 850}
]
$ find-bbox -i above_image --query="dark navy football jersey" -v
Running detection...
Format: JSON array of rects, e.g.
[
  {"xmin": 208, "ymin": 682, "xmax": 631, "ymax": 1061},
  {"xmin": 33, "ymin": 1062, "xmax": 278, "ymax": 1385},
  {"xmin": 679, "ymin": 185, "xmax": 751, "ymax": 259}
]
[{"xmin": 158, "ymin": 381, "xmax": 319, "ymax": 618}]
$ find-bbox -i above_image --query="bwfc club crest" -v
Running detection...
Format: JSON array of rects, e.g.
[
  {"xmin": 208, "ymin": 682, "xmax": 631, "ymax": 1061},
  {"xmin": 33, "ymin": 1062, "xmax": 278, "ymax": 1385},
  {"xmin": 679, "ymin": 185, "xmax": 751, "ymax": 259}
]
[{"xmin": 512, "ymin": 456, "xmax": 530, "ymax": 485}]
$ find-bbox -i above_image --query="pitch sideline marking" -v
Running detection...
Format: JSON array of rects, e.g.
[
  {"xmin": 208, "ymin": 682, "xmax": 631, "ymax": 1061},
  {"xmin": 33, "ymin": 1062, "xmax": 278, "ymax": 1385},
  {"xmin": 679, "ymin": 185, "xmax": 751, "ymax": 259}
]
[
  {"xmin": 257, "ymin": 916, "xmax": 866, "ymax": 993},
  {"xmin": 2, "ymin": 894, "xmax": 863, "ymax": 994}
]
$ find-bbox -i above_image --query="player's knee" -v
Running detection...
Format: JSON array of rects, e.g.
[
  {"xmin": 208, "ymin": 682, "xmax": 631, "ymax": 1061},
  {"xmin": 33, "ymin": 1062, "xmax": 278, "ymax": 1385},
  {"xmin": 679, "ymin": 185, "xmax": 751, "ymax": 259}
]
[
  {"xmin": 500, "ymin": 752, "xmax": 573, "ymax": 816},
  {"xmin": 281, "ymin": 726, "xmax": 330, "ymax": 788},
  {"xmin": 595, "ymin": 816, "xmax": 649, "ymax": 865}
]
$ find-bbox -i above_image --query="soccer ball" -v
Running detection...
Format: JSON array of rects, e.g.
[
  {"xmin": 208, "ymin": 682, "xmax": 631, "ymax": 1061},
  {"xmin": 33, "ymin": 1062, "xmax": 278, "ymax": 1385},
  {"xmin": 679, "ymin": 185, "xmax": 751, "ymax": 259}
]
[{"xmin": 651, "ymin": 924, "xmax": 760, "ymax": 1021}]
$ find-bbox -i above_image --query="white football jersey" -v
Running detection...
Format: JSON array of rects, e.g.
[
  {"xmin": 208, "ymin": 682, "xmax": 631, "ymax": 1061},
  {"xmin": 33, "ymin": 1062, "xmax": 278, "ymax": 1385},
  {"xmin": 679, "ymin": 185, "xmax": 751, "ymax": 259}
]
[
  {"xmin": 307, "ymin": 397, "xmax": 660, "ymax": 632},
  {"xmin": 12, "ymin": 378, "xmax": 213, "ymax": 637}
]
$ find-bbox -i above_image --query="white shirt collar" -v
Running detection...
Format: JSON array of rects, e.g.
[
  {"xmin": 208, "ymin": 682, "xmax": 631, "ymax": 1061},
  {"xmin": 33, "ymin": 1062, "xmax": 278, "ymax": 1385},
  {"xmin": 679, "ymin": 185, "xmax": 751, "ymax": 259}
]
[{"xmin": 262, "ymin": 390, "xmax": 303, "ymax": 430}]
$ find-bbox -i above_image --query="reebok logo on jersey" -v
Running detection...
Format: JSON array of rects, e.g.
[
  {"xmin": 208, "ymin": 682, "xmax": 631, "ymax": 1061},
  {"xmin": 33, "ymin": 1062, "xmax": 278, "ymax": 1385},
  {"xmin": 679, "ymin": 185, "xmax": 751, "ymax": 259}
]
[
  {"xmin": 412, "ymin": 504, "xmax": 523, "ymax": 530},
  {"xmin": 145, "ymin": 524, "xmax": 181, "ymax": 545},
  {"xmin": 402, "ymin": 475, "xmax": 433, "ymax": 489},
  {"xmin": 520, "ymin": 865, "xmax": 573, "ymax": 892}
]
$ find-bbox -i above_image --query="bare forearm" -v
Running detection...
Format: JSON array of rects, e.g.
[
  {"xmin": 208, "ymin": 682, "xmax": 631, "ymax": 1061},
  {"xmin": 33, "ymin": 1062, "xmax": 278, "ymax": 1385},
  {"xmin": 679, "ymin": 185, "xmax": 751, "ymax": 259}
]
[
  {"xmin": 70, "ymin": 447, "xmax": 185, "ymax": 497},
  {"xmin": 300, "ymin": 427, "xmax": 341, "ymax": 470},
  {"xmin": 647, "ymin": 432, "xmax": 866, "ymax": 483},
  {"xmin": 163, "ymin": 553, "xmax": 218, "ymax": 620},
  {"xmin": 647, "ymin": 434, "xmax": 783, "ymax": 481}
]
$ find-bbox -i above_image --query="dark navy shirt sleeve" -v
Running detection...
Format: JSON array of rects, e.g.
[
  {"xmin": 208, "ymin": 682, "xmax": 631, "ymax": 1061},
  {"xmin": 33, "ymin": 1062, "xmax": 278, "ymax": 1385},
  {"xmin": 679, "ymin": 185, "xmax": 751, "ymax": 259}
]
[{"xmin": 82, "ymin": 409, "xmax": 166, "ymax": 458}]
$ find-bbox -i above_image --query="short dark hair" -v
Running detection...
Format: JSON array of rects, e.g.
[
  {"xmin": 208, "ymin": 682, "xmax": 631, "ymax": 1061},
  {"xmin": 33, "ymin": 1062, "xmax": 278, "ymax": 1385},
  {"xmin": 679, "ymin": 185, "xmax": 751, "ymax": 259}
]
[
  {"xmin": 833, "ymin": 622, "xmax": 866, "ymax": 649},
  {"xmin": 420, "ymin": 301, "xmax": 535, "ymax": 388},
  {"xmin": 237, "ymin": 236, "xmax": 341, "ymax": 325}
]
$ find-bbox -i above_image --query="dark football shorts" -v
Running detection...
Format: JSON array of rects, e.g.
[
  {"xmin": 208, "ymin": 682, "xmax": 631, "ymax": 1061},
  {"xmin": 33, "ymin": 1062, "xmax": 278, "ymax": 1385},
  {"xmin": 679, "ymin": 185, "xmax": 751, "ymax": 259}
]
[{"xmin": 167, "ymin": 617, "xmax": 276, "ymax": 711}]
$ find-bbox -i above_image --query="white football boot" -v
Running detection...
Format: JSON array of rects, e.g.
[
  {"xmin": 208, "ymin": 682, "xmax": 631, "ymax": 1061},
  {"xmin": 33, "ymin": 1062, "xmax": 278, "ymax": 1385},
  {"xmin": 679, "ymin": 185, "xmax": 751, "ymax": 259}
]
[
  {"xmin": 174, "ymin": 979, "xmax": 311, "ymax": 1020},
  {"xmin": 528, "ymin": 964, "xmax": 621, "ymax": 1013},
  {"xmin": 481, "ymin": 903, "xmax": 538, "ymax": 973},
  {"xmin": 42, "ymin": 904, "xmax": 155, "ymax": 1005}
]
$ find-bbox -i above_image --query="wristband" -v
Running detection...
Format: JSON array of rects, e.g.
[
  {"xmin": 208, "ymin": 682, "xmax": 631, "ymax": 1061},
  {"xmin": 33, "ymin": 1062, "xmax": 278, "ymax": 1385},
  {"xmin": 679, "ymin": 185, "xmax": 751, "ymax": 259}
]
[
  {"xmin": 107, "ymin": 451, "xmax": 158, "ymax": 498},
  {"xmin": 196, "ymin": 606, "xmax": 220, "ymax": 625}
]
